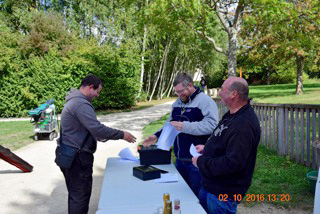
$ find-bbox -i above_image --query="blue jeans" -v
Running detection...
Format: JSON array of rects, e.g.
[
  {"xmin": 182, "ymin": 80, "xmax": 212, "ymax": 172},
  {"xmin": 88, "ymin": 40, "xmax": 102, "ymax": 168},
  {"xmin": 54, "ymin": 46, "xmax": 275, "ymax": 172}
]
[
  {"xmin": 175, "ymin": 159, "xmax": 202, "ymax": 196},
  {"xmin": 199, "ymin": 187, "xmax": 238, "ymax": 214}
]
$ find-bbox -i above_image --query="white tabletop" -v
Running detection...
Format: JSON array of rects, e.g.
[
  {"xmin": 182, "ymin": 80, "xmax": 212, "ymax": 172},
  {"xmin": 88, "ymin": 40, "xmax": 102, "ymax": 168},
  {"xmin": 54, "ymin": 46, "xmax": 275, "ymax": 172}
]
[
  {"xmin": 96, "ymin": 157, "xmax": 206, "ymax": 214},
  {"xmin": 96, "ymin": 202, "xmax": 206, "ymax": 214}
]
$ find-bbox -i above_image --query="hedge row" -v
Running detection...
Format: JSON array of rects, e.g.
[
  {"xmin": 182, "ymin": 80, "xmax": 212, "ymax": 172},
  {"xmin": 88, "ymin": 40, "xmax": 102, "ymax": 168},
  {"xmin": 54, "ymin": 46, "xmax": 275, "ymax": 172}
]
[{"xmin": 0, "ymin": 41, "xmax": 140, "ymax": 117}]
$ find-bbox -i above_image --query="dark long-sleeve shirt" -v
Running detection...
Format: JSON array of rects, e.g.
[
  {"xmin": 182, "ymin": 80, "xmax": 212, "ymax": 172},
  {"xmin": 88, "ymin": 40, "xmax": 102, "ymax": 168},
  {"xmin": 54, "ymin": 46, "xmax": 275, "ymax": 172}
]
[{"xmin": 197, "ymin": 103, "xmax": 261, "ymax": 197}]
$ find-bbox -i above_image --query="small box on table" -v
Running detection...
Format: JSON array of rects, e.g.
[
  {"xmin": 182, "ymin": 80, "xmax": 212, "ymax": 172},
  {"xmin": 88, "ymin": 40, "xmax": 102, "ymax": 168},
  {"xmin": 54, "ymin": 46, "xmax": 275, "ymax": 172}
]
[
  {"xmin": 133, "ymin": 165, "xmax": 161, "ymax": 181},
  {"xmin": 138, "ymin": 145, "xmax": 171, "ymax": 165}
]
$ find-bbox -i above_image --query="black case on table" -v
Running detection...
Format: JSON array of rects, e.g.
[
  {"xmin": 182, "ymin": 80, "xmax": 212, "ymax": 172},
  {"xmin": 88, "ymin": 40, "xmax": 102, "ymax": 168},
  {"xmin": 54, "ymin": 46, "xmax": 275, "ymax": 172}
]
[
  {"xmin": 138, "ymin": 145, "xmax": 171, "ymax": 165},
  {"xmin": 133, "ymin": 165, "xmax": 161, "ymax": 181}
]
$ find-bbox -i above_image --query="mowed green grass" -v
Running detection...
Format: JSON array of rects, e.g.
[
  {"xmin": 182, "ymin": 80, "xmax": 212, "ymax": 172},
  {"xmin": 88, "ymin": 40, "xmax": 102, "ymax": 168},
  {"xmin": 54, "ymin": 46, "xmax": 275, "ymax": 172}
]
[
  {"xmin": 245, "ymin": 146, "xmax": 314, "ymax": 210},
  {"xmin": 0, "ymin": 121, "xmax": 34, "ymax": 151},
  {"xmin": 250, "ymin": 79, "xmax": 320, "ymax": 104}
]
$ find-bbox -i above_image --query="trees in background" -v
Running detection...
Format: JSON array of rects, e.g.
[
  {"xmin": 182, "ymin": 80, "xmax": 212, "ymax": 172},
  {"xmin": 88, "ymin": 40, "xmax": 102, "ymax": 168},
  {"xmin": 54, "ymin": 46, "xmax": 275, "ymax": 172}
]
[
  {"xmin": 0, "ymin": 3, "xmax": 140, "ymax": 117},
  {"xmin": 0, "ymin": 0, "xmax": 320, "ymax": 117},
  {"xmin": 239, "ymin": 0, "xmax": 320, "ymax": 95}
]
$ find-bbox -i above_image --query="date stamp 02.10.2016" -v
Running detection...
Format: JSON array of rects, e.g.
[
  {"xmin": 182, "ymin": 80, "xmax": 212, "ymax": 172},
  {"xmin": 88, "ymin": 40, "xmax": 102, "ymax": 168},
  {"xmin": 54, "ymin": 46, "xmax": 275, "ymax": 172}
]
[{"xmin": 218, "ymin": 194, "xmax": 291, "ymax": 203}]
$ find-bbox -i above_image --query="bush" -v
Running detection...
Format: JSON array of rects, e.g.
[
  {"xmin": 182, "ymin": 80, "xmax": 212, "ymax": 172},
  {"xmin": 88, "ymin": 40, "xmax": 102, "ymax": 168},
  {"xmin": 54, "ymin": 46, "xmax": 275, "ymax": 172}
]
[{"xmin": 0, "ymin": 16, "xmax": 140, "ymax": 117}]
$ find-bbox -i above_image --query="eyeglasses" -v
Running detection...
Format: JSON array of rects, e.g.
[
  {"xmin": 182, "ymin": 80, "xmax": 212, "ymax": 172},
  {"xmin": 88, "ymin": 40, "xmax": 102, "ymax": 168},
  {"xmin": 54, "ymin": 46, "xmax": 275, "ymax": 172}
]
[{"xmin": 175, "ymin": 87, "xmax": 188, "ymax": 95}]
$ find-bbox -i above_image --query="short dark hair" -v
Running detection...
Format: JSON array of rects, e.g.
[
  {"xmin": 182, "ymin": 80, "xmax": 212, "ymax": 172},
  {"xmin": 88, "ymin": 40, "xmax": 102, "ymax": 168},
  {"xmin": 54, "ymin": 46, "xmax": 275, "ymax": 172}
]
[
  {"xmin": 80, "ymin": 74, "xmax": 103, "ymax": 89},
  {"xmin": 173, "ymin": 73, "xmax": 193, "ymax": 87},
  {"xmin": 229, "ymin": 81, "xmax": 249, "ymax": 100}
]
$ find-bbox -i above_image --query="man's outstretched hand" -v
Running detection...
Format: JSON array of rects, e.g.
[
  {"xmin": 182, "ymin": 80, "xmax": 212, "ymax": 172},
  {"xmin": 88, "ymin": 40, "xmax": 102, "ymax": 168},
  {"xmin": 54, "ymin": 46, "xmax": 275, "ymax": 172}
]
[{"xmin": 123, "ymin": 131, "xmax": 136, "ymax": 143}]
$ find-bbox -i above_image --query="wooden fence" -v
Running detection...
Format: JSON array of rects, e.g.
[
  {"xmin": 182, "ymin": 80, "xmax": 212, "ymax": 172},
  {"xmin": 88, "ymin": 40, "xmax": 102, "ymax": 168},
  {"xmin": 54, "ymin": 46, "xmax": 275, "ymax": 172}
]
[{"xmin": 213, "ymin": 98, "xmax": 320, "ymax": 169}]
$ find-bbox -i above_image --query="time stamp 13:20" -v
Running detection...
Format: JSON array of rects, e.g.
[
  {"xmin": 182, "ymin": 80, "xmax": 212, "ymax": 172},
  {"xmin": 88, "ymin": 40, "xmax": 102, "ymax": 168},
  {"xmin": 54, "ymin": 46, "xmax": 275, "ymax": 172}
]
[{"xmin": 218, "ymin": 194, "xmax": 291, "ymax": 202}]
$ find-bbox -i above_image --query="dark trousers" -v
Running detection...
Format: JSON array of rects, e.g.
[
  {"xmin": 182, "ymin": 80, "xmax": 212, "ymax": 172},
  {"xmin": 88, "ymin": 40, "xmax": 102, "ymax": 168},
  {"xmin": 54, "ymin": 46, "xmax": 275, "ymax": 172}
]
[
  {"xmin": 175, "ymin": 159, "xmax": 202, "ymax": 196},
  {"xmin": 60, "ymin": 152, "xmax": 94, "ymax": 214}
]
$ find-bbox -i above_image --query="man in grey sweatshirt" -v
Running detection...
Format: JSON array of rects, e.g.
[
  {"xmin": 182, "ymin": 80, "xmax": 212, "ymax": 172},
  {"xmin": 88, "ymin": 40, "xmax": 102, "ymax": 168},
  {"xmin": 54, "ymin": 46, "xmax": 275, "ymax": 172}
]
[{"xmin": 58, "ymin": 74, "xmax": 136, "ymax": 214}]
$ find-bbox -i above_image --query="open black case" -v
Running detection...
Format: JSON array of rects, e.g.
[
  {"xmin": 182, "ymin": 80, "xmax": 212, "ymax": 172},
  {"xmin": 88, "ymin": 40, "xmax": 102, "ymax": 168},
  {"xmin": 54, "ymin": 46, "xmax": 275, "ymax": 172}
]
[{"xmin": 137, "ymin": 145, "xmax": 171, "ymax": 165}]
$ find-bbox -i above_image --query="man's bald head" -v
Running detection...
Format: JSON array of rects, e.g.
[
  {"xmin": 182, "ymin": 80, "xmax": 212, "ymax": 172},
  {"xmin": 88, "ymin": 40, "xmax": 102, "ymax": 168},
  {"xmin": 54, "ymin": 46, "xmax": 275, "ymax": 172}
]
[{"xmin": 226, "ymin": 77, "xmax": 249, "ymax": 101}]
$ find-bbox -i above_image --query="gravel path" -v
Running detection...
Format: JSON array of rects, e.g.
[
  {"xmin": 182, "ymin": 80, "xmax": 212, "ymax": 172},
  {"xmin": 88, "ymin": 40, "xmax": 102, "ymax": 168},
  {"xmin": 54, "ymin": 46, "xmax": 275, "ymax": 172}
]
[{"xmin": 0, "ymin": 101, "xmax": 313, "ymax": 214}]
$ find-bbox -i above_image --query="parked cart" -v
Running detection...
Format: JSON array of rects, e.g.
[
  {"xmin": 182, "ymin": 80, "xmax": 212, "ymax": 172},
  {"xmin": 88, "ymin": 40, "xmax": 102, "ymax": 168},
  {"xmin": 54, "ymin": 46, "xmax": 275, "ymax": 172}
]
[{"xmin": 28, "ymin": 99, "xmax": 59, "ymax": 141}]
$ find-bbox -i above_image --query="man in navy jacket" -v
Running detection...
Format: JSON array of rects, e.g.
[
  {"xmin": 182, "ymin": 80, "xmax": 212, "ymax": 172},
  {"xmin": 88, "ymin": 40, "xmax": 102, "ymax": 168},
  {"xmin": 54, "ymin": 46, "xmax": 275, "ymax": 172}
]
[
  {"xmin": 143, "ymin": 73, "xmax": 219, "ymax": 196},
  {"xmin": 192, "ymin": 77, "xmax": 261, "ymax": 214}
]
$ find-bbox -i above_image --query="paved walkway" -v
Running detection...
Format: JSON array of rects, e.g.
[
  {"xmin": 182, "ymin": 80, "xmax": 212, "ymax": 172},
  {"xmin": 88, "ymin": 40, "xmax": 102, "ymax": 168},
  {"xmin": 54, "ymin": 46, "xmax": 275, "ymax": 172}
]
[
  {"xmin": 0, "ymin": 101, "xmax": 312, "ymax": 214},
  {"xmin": 0, "ymin": 101, "xmax": 173, "ymax": 214}
]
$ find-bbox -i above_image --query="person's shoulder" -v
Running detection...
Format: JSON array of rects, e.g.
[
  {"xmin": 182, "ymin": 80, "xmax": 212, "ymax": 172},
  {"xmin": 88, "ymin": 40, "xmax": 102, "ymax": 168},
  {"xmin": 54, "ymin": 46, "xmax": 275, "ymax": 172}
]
[
  {"xmin": 73, "ymin": 97, "xmax": 93, "ymax": 110},
  {"xmin": 197, "ymin": 92, "xmax": 215, "ymax": 103},
  {"xmin": 172, "ymin": 98, "xmax": 180, "ymax": 107},
  {"xmin": 235, "ymin": 107, "xmax": 259, "ymax": 126}
]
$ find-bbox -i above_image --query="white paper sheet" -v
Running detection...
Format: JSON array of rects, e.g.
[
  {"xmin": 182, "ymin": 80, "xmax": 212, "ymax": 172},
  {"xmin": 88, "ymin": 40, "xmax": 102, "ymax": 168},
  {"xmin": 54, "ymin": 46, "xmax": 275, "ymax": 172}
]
[
  {"xmin": 118, "ymin": 147, "xmax": 139, "ymax": 162},
  {"xmin": 154, "ymin": 173, "xmax": 179, "ymax": 183},
  {"xmin": 189, "ymin": 144, "xmax": 201, "ymax": 157},
  {"xmin": 156, "ymin": 122, "xmax": 181, "ymax": 151}
]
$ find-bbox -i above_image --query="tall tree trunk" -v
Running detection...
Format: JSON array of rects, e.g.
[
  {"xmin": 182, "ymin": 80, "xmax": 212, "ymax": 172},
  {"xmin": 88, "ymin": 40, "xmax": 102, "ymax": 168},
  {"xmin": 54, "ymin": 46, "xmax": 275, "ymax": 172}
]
[
  {"xmin": 266, "ymin": 69, "xmax": 270, "ymax": 85},
  {"xmin": 228, "ymin": 28, "xmax": 237, "ymax": 77},
  {"xmin": 296, "ymin": 54, "xmax": 304, "ymax": 95},
  {"xmin": 157, "ymin": 39, "xmax": 171, "ymax": 100},
  {"xmin": 138, "ymin": 24, "xmax": 147, "ymax": 98},
  {"xmin": 146, "ymin": 64, "xmax": 152, "ymax": 98},
  {"xmin": 146, "ymin": 45, "xmax": 156, "ymax": 99},
  {"xmin": 137, "ymin": 0, "xmax": 148, "ymax": 98},
  {"xmin": 163, "ymin": 55, "xmax": 179, "ymax": 97},
  {"xmin": 149, "ymin": 40, "xmax": 171, "ymax": 101}
]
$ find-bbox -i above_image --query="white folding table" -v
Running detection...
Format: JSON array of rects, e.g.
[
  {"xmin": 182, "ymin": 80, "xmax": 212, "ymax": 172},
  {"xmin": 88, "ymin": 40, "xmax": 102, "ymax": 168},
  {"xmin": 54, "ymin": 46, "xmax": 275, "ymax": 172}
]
[{"xmin": 96, "ymin": 157, "xmax": 206, "ymax": 214}]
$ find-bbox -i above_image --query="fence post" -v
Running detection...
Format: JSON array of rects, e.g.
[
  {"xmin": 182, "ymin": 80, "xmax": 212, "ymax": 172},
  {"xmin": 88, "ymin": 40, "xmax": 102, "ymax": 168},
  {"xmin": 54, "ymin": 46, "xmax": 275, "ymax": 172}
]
[
  {"xmin": 313, "ymin": 141, "xmax": 320, "ymax": 169},
  {"xmin": 277, "ymin": 107, "xmax": 287, "ymax": 155}
]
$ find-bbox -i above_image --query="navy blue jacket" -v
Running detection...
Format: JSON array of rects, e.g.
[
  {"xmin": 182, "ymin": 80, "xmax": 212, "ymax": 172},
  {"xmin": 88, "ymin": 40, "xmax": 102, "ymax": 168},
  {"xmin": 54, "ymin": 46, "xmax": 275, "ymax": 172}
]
[{"xmin": 155, "ymin": 87, "xmax": 219, "ymax": 159}]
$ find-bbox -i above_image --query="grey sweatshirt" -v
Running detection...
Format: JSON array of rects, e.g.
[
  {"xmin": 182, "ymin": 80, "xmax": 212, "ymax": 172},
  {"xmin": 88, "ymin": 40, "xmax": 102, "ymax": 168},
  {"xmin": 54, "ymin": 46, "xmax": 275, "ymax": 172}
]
[{"xmin": 59, "ymin": 88, "xmax": 124, "ymax": 153}]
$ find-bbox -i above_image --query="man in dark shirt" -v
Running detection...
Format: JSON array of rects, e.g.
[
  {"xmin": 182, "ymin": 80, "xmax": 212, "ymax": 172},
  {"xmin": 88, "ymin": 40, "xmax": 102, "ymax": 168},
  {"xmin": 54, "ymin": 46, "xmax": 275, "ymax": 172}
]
[{"xmin": 192, "ymin": 77, "xmax": 261, "ymax": 214}]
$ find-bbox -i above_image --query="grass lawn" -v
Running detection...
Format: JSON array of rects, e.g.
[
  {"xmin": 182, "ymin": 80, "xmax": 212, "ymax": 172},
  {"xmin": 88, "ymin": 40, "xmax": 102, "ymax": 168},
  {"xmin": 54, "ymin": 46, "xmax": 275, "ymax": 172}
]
[
  {"xmin": 142, "ymin": 114, "xmax": 315, "ymax": 211},
  {"xmin": 245, "ymin": 146, "xmax": 314, "ymax": 210},
  {"xmin": 0, "ymin": 98, "xmax": 175, "ymax": 151},
  {"xmin": 0, "ymin": 121, "xmax": 34, "ymax": 151},
  {"xmin": 250, "ymin": 79, "xmax": 320, "ymax": 104}
]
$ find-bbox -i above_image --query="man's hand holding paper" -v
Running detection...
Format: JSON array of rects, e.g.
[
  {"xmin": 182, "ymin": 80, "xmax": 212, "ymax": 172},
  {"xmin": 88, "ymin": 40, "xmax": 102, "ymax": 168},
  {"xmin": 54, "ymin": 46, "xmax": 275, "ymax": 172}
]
[
  {"xmin": 142, "ymin": 122, "xmax": 181, "ymax": 151},
  {"xmin": 156, "ymin": 122, "xmax": 181, "ymax": 151},
  {"xmin": 170, "ymin": 121, "xmax": 184, "ymax": 131}
]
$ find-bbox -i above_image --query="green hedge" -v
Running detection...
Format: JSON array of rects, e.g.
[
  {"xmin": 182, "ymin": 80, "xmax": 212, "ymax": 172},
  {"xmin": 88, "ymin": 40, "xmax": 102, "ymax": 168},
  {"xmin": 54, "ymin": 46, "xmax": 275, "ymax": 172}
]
[{"xmin": 0, "ymin": 40, "xmax": 140, "ymax": 117}]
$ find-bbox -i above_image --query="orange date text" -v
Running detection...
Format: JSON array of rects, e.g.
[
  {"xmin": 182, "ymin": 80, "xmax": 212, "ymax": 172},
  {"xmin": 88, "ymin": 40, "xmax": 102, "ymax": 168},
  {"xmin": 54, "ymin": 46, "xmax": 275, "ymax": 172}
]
[{"xmin": 218, "ymin": 194, "xmax": 291, "ymax": 202}]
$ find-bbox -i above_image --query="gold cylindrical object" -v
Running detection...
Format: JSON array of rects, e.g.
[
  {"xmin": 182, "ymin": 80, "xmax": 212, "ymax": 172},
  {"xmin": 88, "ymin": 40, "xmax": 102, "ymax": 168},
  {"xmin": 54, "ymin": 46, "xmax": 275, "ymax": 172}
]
[
  {"xmin": 163, "ymin": 193, "xmax": 170, "ymax": 209},
  {"xmin": 165, "ymin": 200, "xmax": 172, "ymax": 214}
]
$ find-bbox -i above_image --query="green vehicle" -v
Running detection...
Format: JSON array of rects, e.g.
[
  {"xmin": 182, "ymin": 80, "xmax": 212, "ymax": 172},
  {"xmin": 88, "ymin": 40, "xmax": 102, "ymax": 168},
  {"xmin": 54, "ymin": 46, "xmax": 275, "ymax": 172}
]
[{"xmin": 28, "ymin": 99, "xmax": 59, "ymax": 141}]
